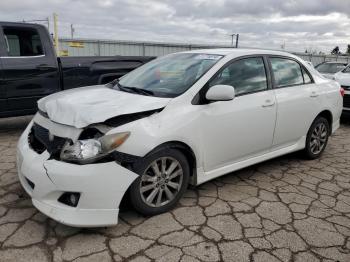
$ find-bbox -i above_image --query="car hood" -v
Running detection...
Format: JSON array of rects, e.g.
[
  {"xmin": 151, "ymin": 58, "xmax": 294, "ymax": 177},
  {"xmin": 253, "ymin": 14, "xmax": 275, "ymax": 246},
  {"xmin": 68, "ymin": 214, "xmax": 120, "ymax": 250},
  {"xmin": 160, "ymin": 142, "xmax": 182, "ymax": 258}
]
[
  {"xmin": 38, "ymin": 85, "xmax": 171, "ymax": 128},
  {"xmin": 334, "ymin": 72, "xmax": 350, "ymax": 86}
]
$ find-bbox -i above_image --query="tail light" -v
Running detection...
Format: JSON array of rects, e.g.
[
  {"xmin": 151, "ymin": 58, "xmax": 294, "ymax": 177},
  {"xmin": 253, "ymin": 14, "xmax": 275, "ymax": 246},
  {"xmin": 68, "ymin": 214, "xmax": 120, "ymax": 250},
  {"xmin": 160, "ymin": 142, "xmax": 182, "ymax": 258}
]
[{"xmin": 340, "ymin": 87, "xmax": 345, "ymax": 97}]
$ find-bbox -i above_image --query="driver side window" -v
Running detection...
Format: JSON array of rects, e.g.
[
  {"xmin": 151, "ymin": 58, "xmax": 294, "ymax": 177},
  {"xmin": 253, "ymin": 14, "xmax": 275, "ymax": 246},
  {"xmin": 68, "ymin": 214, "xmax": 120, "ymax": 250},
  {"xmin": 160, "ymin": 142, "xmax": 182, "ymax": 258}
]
[{"xmin": 208, "ymin": 57, "xmax": 268, "ymax": 96}]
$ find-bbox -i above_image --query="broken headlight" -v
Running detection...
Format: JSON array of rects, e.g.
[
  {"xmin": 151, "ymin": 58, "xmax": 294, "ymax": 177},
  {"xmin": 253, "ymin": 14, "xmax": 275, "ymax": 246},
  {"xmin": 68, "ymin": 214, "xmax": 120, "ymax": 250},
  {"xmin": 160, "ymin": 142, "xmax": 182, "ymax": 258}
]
[{"xmin": 60, "ymin": 132, "xmax": 130, "ymax": 164}]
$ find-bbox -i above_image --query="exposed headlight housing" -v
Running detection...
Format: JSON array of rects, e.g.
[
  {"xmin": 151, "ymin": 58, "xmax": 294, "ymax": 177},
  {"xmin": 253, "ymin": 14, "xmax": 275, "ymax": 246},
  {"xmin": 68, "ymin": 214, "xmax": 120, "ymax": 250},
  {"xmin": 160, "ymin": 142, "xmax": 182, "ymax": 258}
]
[{"xmin": 60, "ymin": 132, "xmax": 130, "ymax": 164}]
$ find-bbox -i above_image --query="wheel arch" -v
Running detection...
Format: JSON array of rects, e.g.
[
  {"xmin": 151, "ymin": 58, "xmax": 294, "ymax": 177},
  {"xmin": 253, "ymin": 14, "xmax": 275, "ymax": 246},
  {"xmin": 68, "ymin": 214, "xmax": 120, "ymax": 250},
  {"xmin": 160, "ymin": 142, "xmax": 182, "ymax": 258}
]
[
  {"xmin": 145, "ymin": 141, "xmax": 198, "ymax": 185},
  {"xmin": 119, "ymin": 140, "xmax": 198, "ymax": 209},
  {"xmin": 315, "ymin": 110, "xmax": 333, "ymax": 133}
]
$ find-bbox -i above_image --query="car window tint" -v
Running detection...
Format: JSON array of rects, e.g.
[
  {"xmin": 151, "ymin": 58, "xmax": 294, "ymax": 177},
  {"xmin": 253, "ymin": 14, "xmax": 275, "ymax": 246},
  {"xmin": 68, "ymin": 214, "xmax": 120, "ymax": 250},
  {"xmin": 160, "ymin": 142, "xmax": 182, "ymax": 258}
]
[
  {"xmin": 3, "ymin": 27, "xmax": 44, "ymax": 57},
  {"xmin": 209, "ymin": 57, "xmax": 267, "ymax": 96},
  {"xmin": 270, "ymin": 58, "xmax": 303, "ymax": 87},
  {"xmin": 302, "ymin": 68, "xmax": 312, "ymax": 84}
]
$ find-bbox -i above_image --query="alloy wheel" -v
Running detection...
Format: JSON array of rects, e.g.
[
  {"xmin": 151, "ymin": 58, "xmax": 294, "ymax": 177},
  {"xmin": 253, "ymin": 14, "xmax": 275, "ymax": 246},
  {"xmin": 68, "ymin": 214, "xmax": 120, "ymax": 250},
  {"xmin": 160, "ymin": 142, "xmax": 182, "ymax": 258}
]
[
  {"xmin": 139, "ymin": 157, "xmax": 183, "ymax": 207},
  {"xmin": 309, "ymin": 122, "xmax": 328, "ymax": 155}
]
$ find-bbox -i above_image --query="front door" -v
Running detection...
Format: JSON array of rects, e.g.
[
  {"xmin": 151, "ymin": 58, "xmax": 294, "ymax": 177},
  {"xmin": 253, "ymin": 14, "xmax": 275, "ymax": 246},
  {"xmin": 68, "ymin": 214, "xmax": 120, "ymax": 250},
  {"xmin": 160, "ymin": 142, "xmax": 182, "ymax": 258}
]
[
  {"xmin": 197, "ymin": 56, "xmax": 277, "ymax": 172},
  {"xmin": 1, "ymin": 24, "xmax": 60, "ymax": 114}
]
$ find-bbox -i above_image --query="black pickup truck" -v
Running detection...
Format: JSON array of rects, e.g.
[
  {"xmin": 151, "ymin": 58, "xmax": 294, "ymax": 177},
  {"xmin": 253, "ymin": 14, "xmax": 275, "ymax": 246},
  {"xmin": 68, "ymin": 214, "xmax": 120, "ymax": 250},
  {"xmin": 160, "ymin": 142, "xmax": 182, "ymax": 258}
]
[{"xmin": 0, "ymin": 22, "xmax": 154, "ymax": 118}]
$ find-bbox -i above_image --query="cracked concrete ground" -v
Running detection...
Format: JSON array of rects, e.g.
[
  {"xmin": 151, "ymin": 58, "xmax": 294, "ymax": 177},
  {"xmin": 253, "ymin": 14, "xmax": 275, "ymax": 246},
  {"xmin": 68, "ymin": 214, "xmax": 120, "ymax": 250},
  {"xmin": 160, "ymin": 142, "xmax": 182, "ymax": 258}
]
[{"xmin": 0, "ymin": 116, "xmax": 350, "ymax": 262}]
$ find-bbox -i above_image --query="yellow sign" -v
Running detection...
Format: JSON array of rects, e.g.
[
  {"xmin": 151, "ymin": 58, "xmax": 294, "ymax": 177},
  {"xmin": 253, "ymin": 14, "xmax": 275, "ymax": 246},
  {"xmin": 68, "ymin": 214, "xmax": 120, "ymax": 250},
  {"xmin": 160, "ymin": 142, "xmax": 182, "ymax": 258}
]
[
  {"xmin": 59, "ymin": 50, "xmax": 69, "ymax": 56},
  {"xmin": 69, "ymin": 42, "xmax": 84, "ymax": 48}
]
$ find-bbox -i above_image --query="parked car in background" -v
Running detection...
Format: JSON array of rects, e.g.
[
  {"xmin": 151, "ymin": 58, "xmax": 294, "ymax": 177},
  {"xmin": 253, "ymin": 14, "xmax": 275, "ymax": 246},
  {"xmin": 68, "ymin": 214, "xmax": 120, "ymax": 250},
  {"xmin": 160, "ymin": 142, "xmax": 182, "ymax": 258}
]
[
  {"xmin": 17, "ymin": 49, "xmax": 343, "ymax": 227},
  {"xmin": 315, "ymin": 61, "xmax": 348, "ymax": 79},
  {"xmin": 334, "ymin": 65, "xmax": 350, "ymax": 117},
  {"xmin": 0, "ymin": 21, "xmax": 154, "ymax": 118}
]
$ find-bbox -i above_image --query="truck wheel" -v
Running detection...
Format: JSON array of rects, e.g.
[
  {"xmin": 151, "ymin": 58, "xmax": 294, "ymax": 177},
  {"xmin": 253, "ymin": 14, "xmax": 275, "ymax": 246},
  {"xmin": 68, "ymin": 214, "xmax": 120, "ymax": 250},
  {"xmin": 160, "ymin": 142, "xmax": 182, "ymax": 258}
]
[
  {"xmin": 129, "ymin": 148, "xmax": 190, "ymax": 215},
  {"xmin": 303, "ymin": 117, "xmax": 330, "ymax": 160}
]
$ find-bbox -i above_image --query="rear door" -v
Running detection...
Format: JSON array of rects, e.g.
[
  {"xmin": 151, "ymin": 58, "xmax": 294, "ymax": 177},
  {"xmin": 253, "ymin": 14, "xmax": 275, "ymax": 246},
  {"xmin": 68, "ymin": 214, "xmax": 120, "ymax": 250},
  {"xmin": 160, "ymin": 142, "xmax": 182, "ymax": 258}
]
[
  {"xmin": 1, "ymin": 24, "xmax": 60, "ymax": 115},
  {"xmin": 269, "ymin": 56, "xmax": 320, "ymax": 149}
]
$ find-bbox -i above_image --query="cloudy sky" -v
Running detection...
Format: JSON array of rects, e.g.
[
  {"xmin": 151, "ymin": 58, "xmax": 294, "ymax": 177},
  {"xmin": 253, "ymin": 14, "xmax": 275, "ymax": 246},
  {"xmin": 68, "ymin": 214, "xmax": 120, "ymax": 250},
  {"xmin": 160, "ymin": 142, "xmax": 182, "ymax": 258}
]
[{"xmin": 0, "ymin": 0, "xmax": 349, "ymax": 53}]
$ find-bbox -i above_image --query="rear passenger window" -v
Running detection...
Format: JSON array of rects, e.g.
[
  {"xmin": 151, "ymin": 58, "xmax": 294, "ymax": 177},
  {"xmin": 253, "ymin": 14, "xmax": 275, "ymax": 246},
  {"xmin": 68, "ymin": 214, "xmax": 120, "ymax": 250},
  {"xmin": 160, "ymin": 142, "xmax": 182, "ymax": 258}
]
[
  {"xmin": 270, "ymin": 58, "xmax": 303, "ymax": 87},
  {"xmin": 3, "ymin": 27, "xmax": 44, "ymax": 57},
  {"xmin": 209, "ymin": 57, "xmax": 268, "ymax": 96}
]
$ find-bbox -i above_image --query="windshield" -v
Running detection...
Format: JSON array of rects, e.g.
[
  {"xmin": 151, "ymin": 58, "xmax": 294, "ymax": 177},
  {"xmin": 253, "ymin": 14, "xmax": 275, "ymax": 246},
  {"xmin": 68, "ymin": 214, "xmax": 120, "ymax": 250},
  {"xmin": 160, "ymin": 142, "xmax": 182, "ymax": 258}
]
[
  {"xmin": 117, "ymin": 53, "xmax": 223, "ymax": 97},
  {"xmin": 315, "ymin": 63, "xmax": 346, "ymax": 74}
]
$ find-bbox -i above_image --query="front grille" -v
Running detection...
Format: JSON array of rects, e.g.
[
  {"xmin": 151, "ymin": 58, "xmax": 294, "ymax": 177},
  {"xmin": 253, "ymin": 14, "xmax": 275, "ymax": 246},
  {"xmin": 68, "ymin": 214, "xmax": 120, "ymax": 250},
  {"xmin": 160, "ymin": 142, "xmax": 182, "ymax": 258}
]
[
  {"xmin": 28, "ymin": 123, "xmax": 67, "ymax": 156},
  {"xmin": 344, "ymin": 94, "xmax": 350, "ymax": 108}
]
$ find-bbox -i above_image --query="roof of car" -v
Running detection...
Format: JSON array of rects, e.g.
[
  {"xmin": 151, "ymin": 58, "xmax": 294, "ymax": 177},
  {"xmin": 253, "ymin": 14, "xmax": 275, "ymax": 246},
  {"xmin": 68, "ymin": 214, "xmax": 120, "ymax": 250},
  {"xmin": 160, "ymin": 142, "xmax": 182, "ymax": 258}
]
[
  {"xmin": 0, "ymin": 21, "xmax": 46, "ymax": 28},
  {"xmin": 182, "ymin": 48, "xmax": 297, "ymax": 57},
  {"xmin": 321, "ymin": 61, "xmax": 348, "ymax": 64}
]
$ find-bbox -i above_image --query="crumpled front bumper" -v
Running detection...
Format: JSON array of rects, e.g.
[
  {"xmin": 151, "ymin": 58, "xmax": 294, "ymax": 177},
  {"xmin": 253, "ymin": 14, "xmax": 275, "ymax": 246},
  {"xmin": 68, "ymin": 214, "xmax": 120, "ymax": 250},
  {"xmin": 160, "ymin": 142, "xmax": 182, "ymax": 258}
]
[{"xmin": 16, "ymin": 119, "xmax": 138, "ymax": 227}]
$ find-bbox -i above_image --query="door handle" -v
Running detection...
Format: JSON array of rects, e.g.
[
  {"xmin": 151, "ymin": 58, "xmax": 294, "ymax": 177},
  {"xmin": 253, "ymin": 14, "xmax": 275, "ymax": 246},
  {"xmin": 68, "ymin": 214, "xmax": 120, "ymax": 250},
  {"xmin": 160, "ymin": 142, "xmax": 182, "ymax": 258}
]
[
  {"xmin": 36, "ymin": 64, "xmax": 56, "ymax": 70},
  {"xmin": 310, "ymin": 91, "xmax": 319, "ymax": 98},
  {"xmin": 262, "ymin": 99, "xmax": 275, "ymax": 107}
]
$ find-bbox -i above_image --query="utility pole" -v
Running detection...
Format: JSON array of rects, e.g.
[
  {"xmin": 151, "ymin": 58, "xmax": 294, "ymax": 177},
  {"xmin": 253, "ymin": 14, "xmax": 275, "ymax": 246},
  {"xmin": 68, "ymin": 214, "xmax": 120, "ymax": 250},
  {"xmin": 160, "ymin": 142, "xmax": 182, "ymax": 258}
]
[
  {"xmin": 46, "ymin": 17, "xmax": 50, "ymax": 31},
  {"xmin": 53, "ymin": 13, "xmax": 59, "ymax": 54},
  {"xmin": 230, "ymin": 34, "xmax": 235, "ymax": 46},
  {"xmin": 70, "ymin": 24, "xmax": 75, "ymax": 39},
  {"xmin": 230, "ymin": 33, "xmax": 239, "ymax": 48}
]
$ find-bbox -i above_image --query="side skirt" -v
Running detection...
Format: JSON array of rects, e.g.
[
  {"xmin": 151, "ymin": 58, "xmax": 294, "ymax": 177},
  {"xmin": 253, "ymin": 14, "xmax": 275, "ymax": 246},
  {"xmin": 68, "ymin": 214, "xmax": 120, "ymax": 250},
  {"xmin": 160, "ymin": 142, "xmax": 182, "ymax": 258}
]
[{"xmin": 196, "ymin": 136, "xmax": 306, "ymax": 185}]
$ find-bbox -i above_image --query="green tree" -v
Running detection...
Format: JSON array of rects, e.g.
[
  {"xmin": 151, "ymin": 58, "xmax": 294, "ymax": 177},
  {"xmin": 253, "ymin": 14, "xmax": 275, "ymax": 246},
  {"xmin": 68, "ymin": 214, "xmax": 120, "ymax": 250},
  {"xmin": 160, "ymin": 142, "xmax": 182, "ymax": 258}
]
[{"xmin": 346, "ymin": 44, "xmax": 350, "ymax": 55}]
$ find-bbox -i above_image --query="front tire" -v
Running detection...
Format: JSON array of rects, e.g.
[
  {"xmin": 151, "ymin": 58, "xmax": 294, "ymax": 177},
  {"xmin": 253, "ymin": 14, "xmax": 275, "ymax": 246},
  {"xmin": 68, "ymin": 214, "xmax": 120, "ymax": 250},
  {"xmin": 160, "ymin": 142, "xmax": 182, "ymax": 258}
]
[
  {"xmin": 303, "ymin": 117, "xmax": 330, "ymax": 159},
  {"xmin": 129, "ymin": 148, "xmax": 190, "ymax": 216}
]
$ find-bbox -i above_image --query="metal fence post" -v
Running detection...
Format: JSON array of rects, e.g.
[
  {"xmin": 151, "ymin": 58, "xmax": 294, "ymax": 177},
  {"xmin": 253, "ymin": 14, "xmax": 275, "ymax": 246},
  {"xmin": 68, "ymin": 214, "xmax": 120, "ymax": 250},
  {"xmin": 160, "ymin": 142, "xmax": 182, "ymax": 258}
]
[
  {"xmin": 97, "ymin": 40, "xmax": 101, "ymax": 56},
  {"xmin": 142, "ymin": 43, "xmax": 146, "ymax": 56}
]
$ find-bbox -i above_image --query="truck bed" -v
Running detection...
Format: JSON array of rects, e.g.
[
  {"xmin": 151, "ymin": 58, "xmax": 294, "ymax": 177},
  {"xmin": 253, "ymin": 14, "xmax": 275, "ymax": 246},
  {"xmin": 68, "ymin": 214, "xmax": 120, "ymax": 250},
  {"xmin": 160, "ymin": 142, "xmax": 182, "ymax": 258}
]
[{"xmin": 59, "ymin": 56, "xmax": 155, "ymax": 90}]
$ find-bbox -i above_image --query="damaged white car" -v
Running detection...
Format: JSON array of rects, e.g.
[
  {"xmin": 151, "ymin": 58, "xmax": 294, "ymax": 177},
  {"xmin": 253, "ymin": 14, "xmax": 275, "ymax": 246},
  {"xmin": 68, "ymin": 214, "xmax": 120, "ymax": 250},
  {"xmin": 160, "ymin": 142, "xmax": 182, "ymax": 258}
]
[{"xmin": 17, "ymin": 49, "xmax": 343, "ymax": 227}]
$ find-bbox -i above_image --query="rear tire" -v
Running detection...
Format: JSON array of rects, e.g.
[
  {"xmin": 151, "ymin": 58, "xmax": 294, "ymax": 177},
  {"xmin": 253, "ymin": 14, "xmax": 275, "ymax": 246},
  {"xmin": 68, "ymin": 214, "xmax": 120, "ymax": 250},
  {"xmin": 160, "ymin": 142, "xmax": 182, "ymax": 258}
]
[
  {"xmin": 129, "ymin": 148, "xmax": 190, "ymax": 216},
  {"xmin": 303, "ymin": 117, "xmax": 330, "ymax": 160}
]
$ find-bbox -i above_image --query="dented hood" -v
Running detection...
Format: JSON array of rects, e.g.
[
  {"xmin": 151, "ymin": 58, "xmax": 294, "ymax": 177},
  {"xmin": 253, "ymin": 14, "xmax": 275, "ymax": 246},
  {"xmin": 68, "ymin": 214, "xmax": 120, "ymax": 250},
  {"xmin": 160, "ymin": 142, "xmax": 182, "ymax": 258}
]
[{"xmin": 38, "ymin": 85, "xmax": 171, "ymax": 128}]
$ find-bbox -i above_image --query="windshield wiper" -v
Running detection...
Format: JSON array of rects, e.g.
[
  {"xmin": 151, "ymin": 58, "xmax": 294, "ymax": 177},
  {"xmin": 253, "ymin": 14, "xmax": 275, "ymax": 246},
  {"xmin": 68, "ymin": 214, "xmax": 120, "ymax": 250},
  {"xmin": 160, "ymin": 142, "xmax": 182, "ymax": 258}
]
[
  {"xmin": 110, "ymin": 80, "xmax": 154, "ymax": 96},
  {"xmin": 120, "ymin": 85, "xmax": 154, "ymax": 96}
]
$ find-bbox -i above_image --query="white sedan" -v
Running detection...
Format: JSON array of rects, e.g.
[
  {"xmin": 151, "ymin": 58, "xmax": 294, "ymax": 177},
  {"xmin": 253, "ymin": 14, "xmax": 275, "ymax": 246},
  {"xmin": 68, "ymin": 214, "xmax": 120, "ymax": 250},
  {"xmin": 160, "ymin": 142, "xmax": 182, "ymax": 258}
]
[
  {"xmin": 315, "ymin": 61, "xmax": 348, "ymax": 79},
  {"xmin": 17, "ymin": 49, "xmax": 343, "ymax": 227},
  {"xmin": 334, "ymin": 65, "xmax": 350, "ymax": 117}
]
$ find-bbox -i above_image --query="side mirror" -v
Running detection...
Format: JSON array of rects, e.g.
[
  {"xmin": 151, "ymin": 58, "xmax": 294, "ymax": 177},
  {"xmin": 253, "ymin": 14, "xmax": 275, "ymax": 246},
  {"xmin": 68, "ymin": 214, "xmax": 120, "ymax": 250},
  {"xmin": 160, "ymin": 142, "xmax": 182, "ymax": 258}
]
[{"xmin": 205, "ymin": 85, "xmax": 235, "ymax": 102}]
